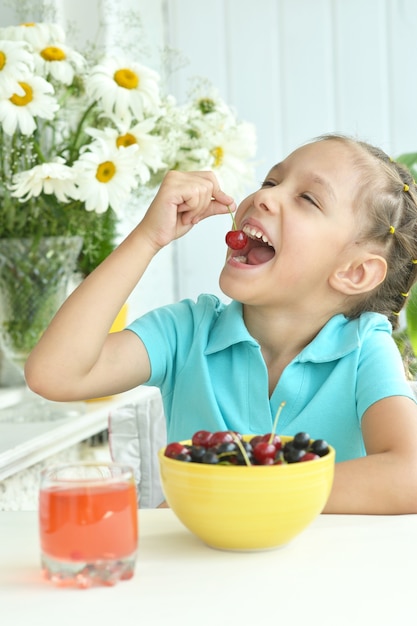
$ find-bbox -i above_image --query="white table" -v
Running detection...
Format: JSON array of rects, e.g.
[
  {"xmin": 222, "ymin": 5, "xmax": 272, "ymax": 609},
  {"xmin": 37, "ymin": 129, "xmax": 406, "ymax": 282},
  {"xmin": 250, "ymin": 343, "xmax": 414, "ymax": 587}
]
[
  {"xmin": 0, "ymin": 386, "xmax": 158, "ymax": 480},
  {"xmin": 0, "ymin": 508, "xmax": 415, "ymax": 626}
]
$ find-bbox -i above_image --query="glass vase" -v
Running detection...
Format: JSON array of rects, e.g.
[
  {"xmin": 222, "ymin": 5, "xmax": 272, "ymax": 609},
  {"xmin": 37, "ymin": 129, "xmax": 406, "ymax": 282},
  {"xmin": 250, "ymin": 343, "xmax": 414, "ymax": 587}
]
[{"xmin": 0, "ymin": 236, "xmax": 86, "ymax": 422}]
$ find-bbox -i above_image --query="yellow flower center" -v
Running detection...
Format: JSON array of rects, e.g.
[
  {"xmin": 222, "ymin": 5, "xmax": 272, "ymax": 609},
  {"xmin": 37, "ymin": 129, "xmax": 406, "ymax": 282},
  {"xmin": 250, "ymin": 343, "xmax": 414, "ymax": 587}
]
[
  {"xmin": 9, "ymin": 82, "xmax": 33, "ymax": 106},
  {"xmin": 0, "ymin": 51, "xmax": 6, "ymax": 71},
  {"xmin": 40, "ymin": 46, "xmax": 67, "ymax": 62},
  {"xmin": 113, "ymin": 68, "xmax": 139, "ymax": 90},
  {"xmin": 116, "ymin": 133, "xmax": 137, "ymax": 148},
  {"xmin": 96, "ymin": 161, "xmax": 116, "ymax": 183},
  {"xmin": 211, "ymin": 146, "xmax": 224, "ymax": 168},
  {"xmin": 21, "ymin": 22, "xmax": 35, "ymax": 26}
]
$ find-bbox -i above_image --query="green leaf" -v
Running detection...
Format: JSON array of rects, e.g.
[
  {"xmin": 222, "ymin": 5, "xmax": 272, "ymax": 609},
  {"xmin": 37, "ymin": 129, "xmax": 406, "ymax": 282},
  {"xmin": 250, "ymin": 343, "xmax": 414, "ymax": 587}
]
[
  {"xmin": 396, "ymin": 152, "xmax": 417, "ymax": 171},
  {"xmin": 405, "ymin": 283, "xmax": 417, "ymax": 357}
]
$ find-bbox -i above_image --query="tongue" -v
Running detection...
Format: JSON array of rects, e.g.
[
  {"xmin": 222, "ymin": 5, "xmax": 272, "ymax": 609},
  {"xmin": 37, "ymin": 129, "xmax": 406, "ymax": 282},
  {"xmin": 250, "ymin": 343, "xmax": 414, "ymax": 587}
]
[{"xmin": 247, "ymin": 246, "xmax": 275, "ymax": 265}]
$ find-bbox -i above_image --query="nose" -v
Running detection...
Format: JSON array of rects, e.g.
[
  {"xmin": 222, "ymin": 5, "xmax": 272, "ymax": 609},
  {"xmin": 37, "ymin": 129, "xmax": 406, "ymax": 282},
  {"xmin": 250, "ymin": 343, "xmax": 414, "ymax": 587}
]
[{"xmin": 253, "ymin": 185, "xmax": 281, "ymax": 214}]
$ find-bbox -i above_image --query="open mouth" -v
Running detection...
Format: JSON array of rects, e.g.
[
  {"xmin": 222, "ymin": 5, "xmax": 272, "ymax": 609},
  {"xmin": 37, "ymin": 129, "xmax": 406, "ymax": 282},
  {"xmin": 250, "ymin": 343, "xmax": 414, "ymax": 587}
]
[{"xmin": 232, "ymin": 224, "xmax": 276, "ymax": 265}]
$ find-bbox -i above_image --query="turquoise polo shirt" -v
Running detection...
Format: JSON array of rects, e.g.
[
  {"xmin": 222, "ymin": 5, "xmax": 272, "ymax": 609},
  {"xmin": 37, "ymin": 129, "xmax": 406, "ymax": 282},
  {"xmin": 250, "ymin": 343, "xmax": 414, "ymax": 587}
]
[{"xmin": 127, "ymin": 294, "xmax": 415, "ymax": 462}]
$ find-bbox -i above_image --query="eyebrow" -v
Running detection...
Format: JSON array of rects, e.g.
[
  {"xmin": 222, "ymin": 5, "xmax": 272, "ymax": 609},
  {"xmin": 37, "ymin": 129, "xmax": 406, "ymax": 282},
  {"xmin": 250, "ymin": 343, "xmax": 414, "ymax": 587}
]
[
  {"xmin": 311, "ymin": 174, "xmax": 336, "ymax": 203},
  {"xmin": 268, "ymin": 163, "xmax": 337, "ymax": 203}
]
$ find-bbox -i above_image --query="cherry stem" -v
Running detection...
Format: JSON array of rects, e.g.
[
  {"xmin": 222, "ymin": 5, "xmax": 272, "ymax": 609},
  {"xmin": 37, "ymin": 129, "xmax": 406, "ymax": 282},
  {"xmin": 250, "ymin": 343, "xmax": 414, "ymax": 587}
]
[
  {"xmin": 227, "ymin": 204, "xmax": 238, "ymax": 231},
  {"xmin": 230, "ymin": 432, "xmax": 251, "ymax": 467},
  {"xmin": 268, "ymin": 401, "xmax": 286, "ymax": 444}
]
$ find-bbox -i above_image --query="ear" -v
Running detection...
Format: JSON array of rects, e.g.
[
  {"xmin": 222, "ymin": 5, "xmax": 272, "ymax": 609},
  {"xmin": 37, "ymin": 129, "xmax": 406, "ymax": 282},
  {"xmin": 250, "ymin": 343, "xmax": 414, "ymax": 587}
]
[{"xmin": 329, "ymin": 254, "xmax": 387, "ymax": 296}]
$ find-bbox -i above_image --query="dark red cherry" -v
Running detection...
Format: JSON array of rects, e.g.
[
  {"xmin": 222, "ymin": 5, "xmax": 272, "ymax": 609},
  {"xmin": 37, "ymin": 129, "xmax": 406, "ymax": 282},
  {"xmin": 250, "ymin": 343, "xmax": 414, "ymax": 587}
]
[
  {"xmin": 207, "ymin": 431, "xmax": 235, "ymax": 448},
  {"xmin": 192, "ymin": 430, "xmax": 213, "ymax": 448},
  {"xmin": 225, "ymin": 230, "xmax": 248, "ymax": 250},
  {"xmin": 164, "ymin": 442, "xmax": 189, "ymax": 458},
  {"xmin": 300, "ymin": 452, "xmax": 320, "ymax": 462}
]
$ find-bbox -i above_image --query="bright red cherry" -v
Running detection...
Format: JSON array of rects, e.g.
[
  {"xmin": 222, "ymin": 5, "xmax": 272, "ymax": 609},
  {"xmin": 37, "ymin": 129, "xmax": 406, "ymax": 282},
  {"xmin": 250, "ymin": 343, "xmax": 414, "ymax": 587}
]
[
  {"xmin": 225, "ymin": 229, "xmax": 248, "ymax": 250},
  {"xmin": 253, "ymin": 441, "xmax": 276, "ymax": 463},
  {"xmin": 260, "ymin": 434, "xmax": 282, "ymax": 450}
]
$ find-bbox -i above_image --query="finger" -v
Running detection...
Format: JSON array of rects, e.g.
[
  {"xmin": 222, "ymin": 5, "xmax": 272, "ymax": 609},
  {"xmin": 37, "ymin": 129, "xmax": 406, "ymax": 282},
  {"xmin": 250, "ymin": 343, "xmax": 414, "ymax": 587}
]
[
  {"xmin": 189, "ymin": 170, "xmax": 235, "ymax": 206},
  {"xmin": 212, "ymin": 188, "xmax": 235, "ymax": 207},
  {"xmin": 190, "ymin": 198, "xmax": 237, "ymax": 225}
]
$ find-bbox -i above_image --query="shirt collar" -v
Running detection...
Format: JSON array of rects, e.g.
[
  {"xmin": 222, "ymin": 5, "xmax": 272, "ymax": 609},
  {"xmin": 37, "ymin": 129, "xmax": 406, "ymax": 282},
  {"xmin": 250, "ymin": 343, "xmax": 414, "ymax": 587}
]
[
  {"xmin": 205, "ymin": 300, "xmax": 259, "ymax": 354},
  {"xmin": 205, "ymin": 302, "xmax": 391, "ymax": 363}
]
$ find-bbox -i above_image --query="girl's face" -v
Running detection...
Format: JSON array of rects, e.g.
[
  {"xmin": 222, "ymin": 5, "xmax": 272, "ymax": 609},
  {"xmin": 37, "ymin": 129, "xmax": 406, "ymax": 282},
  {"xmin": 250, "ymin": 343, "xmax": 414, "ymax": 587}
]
[{"xmin": 219, "ymin": 139, "xmax": 366, "ymax": 310}]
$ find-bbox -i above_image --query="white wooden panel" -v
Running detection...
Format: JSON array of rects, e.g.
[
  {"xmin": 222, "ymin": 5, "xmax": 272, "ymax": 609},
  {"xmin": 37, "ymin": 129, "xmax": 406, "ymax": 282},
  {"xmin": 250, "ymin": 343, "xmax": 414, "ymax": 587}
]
[
  {"xmin": 386, "ymin": 0, "xmax": 417, "ymax": 155},
  {"xmin": 332, "ymin": 0, "xmax": 391, "ymax": 150},
  {"xmin": 276, "ymin": 0, "xmax": 336, "ymax": 153},
  {"xmin": 223, "ymin": 0, "xmax": 282, "ymax": 177},
  {"xmin": 165, "ymin": 0, "xmax": 230, "ymax": 97}
]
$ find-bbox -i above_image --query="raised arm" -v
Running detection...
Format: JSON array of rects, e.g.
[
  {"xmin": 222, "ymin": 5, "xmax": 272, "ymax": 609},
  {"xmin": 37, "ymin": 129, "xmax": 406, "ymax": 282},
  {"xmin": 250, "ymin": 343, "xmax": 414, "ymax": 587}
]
[{"xmin": 24, "ymin": 170, "xmax": 235, "ymax": 402}]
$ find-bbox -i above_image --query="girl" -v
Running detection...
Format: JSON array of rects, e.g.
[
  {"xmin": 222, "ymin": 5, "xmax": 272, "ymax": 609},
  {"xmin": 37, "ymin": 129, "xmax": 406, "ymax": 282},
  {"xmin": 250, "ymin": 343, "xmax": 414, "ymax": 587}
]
[{"xmin": 25, "ymin": 134, "xmax": 417, "ymax": 514}]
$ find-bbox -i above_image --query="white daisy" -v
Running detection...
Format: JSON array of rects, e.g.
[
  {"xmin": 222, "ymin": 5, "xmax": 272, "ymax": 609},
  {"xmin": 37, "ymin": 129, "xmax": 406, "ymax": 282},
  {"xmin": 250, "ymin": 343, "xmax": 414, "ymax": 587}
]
[
  {"xmin": 73, "ymin": 142, "xmax": 139, "ymax": 214},
  {"xmin": 10, "ymin": 158, "xmax": 79, "ymax": 202},
  {"xmin": 0, "ymin": 74, "xmax": 58, "ymax": 135},
  {"xmin": 0, "ymin": 23, "xmax": 66, "ymax": 49},
  {"xmin": 0, "ymin": 39, "xmax": 34, "ymax": 97},
  {"xmin": 208, "ymin": 121, "xmax": 257, "ymax": 196},
  {"xmin": 86, "ymin": 117, "xmax": 166, "ymax": 184},
  {"xmin": 87, "ymin": 57, "xmax": 161, "ymax": 121},
  {"xmin": 34, "ymin": 42, "xmax": 86, "ymax": 85}
]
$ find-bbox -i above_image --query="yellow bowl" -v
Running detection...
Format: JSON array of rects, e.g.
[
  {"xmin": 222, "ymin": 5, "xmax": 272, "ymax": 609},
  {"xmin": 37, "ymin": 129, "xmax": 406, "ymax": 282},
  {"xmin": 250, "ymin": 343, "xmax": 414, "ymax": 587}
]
[{"xmin": 158, "ymin": 436, "xmax": 335, "ymax": 551}]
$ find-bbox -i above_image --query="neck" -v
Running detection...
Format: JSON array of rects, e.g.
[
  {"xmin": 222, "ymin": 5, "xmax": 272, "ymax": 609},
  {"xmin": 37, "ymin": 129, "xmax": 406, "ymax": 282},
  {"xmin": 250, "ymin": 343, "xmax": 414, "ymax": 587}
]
[{"xmin": 242, "ymin": 304, "xmax": 337, "ymax": 395}]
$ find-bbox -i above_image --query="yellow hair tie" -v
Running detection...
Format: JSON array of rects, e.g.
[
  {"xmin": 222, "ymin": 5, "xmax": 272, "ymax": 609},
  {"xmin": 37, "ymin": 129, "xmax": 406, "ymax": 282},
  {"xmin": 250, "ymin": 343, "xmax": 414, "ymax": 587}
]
[
  {"xmin": 389, "ymin": 225, "xmax": 395, "ymax": 234},
  {"xmin": 404, "ymin": 184, "xmax": 410, "ymax": 192},
  {"xmin": 392, "ymin": 311, "xmax": 400, "ymax": 316},
  {"xmin": 413, "ymin": 259, "xmax": 417, "ymax": 264},
  {"xmin": 401, "ymin": 292, "xmax": 409, "ymax": 297}
]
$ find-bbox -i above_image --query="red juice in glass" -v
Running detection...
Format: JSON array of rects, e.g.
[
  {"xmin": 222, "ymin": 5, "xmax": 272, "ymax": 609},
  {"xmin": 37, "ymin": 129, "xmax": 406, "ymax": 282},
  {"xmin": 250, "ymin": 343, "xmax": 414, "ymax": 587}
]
[{"xmin": 39, "ymin": 463, "xmax": 138, "ymax": 588}]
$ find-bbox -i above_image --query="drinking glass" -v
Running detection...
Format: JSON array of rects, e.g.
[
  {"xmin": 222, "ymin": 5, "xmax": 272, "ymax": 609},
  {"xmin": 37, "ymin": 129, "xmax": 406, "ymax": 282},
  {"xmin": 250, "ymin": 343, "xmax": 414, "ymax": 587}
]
[{"xmin": 39, "ymin": 462, "xmax": 138, "ymax": 588}]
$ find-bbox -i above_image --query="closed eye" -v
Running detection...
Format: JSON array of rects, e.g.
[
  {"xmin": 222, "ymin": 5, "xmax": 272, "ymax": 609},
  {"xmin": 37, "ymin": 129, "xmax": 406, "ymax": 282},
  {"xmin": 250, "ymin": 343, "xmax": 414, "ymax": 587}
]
[
  {"xmin": 261, "ymin": 180, "xmax": 277, "ymax": 188},
  {"xmin": 300, "ymin": 193, "xmax": 320, "ymax": 209}
]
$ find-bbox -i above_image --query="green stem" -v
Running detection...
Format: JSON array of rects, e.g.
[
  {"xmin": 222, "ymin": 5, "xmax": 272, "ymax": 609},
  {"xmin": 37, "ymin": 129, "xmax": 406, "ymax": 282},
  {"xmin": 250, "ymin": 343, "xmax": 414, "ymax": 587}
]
[
  {"xmin": 227, "ymin": 204, "xmax": 237, "ymax": 231},
  {"xmin": 268, "ymin": 402, "xmax": 286, "ymax": 444},
  {"xmin": 230, "ymin": 432, "xmax": 252, "ymax": 467},
  {"xmin": 68, "ymin": 100, "xmax": 98, "ymax": 163},
  {"xmin": 31, "ymin": 137, "xmax": 46, "ymax": 164}
]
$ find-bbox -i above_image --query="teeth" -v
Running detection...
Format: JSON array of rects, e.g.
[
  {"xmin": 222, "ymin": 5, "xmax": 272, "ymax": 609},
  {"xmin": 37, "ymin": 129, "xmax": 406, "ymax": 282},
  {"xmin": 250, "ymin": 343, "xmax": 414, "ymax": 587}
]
[
  {"xmin": 233, "ymin": 255, "xmax": 247, "ymax": 263},
  {"xmin": 242, "ymin": 225, "xmax": 273, "ymax": 246}
]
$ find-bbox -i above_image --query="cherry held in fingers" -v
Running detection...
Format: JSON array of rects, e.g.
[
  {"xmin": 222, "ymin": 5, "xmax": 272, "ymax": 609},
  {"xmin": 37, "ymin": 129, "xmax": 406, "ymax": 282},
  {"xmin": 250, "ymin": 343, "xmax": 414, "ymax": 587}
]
[
  {"xmin": 225, "ymin": 229, "xmax": 248, "ymax": 250},
  {"xmin": 225, "ymin": 204, "xmax": 248, "ymax": 250}
]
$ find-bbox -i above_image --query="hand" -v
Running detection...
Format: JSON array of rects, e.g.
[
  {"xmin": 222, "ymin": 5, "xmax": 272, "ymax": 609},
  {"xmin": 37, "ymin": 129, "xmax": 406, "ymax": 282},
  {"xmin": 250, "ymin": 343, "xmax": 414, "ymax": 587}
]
[{"xmin": 139, "ymin": 170, "xmax": 236, "ymax": 250}]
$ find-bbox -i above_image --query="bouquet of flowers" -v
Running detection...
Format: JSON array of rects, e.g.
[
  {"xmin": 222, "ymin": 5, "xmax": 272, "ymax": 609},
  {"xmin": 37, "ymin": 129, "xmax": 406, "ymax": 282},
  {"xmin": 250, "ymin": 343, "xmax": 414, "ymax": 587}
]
[
  {"xmin": 0, "ymin": 21, "xmax": 257, "ymax": 276},
  {"xmin": 0, "ymin": 20, "xmax": 257, "ymax": 382}
]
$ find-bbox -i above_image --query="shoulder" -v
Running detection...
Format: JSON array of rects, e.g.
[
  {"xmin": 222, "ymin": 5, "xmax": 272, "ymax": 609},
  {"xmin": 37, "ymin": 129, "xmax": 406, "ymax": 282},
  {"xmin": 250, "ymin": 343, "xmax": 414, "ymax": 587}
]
[
  {"xmin": 127, "ymin": 294, "xmax": 227, "ymax": 339},
  {"xmin": 300, "ymin": 312, "xmax": 393, "ymax": 362}
]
